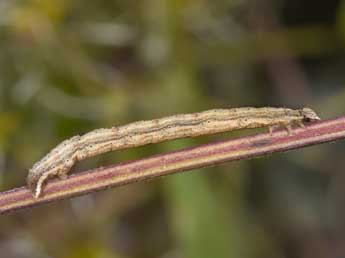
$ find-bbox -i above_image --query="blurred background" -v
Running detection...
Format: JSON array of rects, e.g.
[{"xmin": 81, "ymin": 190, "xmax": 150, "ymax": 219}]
[{"xmin": 1, "ymin": 0, "xmax": 345, "ymax": 257}]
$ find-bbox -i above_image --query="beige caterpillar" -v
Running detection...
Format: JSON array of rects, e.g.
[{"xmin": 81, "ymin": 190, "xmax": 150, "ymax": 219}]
[{"xmin": 27, "ymin": 107, "xmax": 320, "ymax": 198}]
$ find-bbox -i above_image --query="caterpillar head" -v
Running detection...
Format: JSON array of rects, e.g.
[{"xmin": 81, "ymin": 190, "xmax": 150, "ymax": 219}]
[{"xmin": 301, "ymin": 108, "xmax": 320, "ymax": 122}]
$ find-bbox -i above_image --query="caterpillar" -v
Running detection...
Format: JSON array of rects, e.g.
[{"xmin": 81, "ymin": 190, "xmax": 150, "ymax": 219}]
[{"xmin": 27, "ymin": 107, "xmax": 320, "ymax": 198}]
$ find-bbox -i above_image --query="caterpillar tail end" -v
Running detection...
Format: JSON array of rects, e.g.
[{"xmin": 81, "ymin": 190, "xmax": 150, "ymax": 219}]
[
  {"xmin": 27, "ymin": 167, "xmax": 71, "ymax": 198},
  {"xmin": 26, "ymin": 170, "xmax": 42, "ymax": 199}
]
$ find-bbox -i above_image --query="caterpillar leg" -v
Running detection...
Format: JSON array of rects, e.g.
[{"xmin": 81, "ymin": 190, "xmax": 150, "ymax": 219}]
[
  {"xmin": 57, "ymin": 169, "xmax": 68, "ymax": 180},
  {"xmin": 268, "ymin": 123, "xmax": 292, "ymax": 136},
  {"xmin": 268, "ymin": 124, "xmax": 284, "ymax": 136},
  {"xmin": 269, "ymin": 123, "xmax": 293, "ymax": 136},
  {"xmin": 295, "ymin": 120, "xmax": 305, "ymax": 128},
  {"xmin": 57, "ymin": 155, "xmax": 77, "ymax": 180},
  {"xmin": 281, "ymin": 123, "xmax": 293, "ymax": 135}
]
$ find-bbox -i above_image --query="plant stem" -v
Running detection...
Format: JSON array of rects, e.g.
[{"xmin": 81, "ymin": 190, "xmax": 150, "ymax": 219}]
[{"xmin": 1, "ymin": 116, "xmax": 345, "ymax": 214}]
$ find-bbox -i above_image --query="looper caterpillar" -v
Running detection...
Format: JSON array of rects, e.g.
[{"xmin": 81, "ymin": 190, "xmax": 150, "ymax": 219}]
[{"xmin": 27, "ymin": 107, "xmax": 320, "ymax": 198}]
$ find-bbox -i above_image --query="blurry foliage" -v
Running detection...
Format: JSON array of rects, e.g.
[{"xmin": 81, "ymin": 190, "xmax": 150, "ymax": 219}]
[{"xmin": 1, "ymin": 0, "xmax": 345, "ymax": 258}]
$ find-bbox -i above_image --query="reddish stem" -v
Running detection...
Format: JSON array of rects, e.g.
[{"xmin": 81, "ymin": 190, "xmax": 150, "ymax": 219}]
[{"xmin": 1, "ymin": 116, "xmax": 345, "ymax": 214}]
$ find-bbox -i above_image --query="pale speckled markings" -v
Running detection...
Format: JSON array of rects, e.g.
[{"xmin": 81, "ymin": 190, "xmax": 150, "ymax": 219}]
[{"xmin": 27, "ymin": 107, "xmax": 320, "ymax": 198}]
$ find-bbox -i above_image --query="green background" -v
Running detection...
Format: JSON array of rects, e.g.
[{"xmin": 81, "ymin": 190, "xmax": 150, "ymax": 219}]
[{"xmin": 1, "ymin": 0, "xmax": 345, "ymax": 257}]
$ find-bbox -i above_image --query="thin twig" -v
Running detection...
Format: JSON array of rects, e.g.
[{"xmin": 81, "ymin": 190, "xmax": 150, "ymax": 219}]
[{"xmin": 1, "ymin": 116, "xmax": 345, "ymax": 214}]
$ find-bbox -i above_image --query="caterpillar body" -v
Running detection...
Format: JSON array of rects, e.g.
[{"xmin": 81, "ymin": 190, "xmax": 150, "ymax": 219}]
[{"xmin": 27, "ymin": 107, "xmax": 320, "ymax": 198}]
